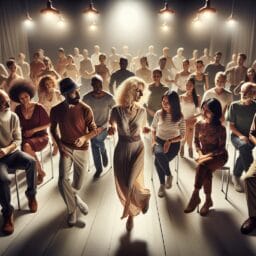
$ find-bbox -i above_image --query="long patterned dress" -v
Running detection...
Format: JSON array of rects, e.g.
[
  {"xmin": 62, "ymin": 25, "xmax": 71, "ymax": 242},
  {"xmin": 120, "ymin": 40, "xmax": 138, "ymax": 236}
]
[{"xmin": 110, "ymin": 105, "xmax": 150, "ymax": 219}]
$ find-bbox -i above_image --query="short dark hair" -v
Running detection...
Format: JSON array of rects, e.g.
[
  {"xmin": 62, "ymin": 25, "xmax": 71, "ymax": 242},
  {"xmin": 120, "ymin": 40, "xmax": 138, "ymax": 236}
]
[
  {"xmin": 239, "ymin": 53, "xmax": 247, "ymax": 60},
  {"xmin": 6, "ymin": 59, "xmax": 15, "ymax": 69},
  {"xmin": 9, "ymin": 79, "xmax": 35, "ymax": 103},
  {"xmin": 215, "ymin": 51, "xmax": 222, "ymax": 56}
]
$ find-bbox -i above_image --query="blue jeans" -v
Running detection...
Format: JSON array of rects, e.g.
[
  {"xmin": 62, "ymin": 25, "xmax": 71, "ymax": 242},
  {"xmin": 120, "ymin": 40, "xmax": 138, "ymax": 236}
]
[
  {"xmin": 231, "ymin": 134, "xmax": 254, "ymax": 177},
  {"xmin": 91, "ymin": 129, "xmax": 108, "ymax": 171},
  {"xmin": 154, "ymin": 137, "xmax": 180, "ymax": 185},
  {"xmin": 0, "ymin": 150, "xmax": 36, "ymax": 217}
]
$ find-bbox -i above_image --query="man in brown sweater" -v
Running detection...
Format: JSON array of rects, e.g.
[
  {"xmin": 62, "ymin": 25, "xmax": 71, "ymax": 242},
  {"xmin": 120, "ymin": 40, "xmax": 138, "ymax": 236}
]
[{"xmin": 50, "ymin": 78, "xmax": 100, "ymax": 226}]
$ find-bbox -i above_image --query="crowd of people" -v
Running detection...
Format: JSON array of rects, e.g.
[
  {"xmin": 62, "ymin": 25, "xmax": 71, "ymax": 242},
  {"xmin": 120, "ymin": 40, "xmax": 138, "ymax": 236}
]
[{"xmin": 1, "ymin": 45, "xmax": 256, "ymax": 238}]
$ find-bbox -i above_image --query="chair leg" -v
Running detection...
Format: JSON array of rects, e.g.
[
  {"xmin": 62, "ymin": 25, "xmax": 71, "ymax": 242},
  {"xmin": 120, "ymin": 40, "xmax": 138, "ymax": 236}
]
[
  {"xmin": 175, "ymin": 155, "xmax": 179, "ymax": 185},
  {"xmin": 14, "ymin": 172, "xmax": 21, "ymax": 210},
  {"xmin": 225, "ymin": 168, "xmax": 231, "ymax": 200},
  {"xmin": 221, "ymin": 169, "xmax": 225, "ymax": 192}
]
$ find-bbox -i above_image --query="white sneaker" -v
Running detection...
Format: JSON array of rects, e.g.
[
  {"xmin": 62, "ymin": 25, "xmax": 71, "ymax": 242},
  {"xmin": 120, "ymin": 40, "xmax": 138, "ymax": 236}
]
[
  {"xmin": 232, "ymin": 175, "xmax": 244, "ymax": 193},
  {"xmin": 67, "ymin": 210, "xmax": 77, "ymax": 226},
  {"xmin": 75, "ymin": 194, "xmax": 89, "ymax": 215},
  {"xmin": 165, "ymin": 175, "xmax": 173, "ymax": 189},
  {"xmin": 158, "ymin": 185, "xmax": 165, "ymax": 198}
]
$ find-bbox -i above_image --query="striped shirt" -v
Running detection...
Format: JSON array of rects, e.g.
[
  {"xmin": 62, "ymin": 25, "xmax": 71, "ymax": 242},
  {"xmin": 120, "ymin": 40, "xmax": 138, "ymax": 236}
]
[{"xmin": 151, "ymin": 110, "xmax": 186, "ymax": 141}]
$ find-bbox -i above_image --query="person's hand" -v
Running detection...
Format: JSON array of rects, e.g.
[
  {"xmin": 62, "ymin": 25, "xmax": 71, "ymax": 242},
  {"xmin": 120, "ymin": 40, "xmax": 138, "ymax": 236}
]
[
  {"xmin": 163, "ymin": 140, "xmax": 171, "ymax": 153},
  {"xmin": 195, "ymin": 153, "xmax": 213, "ymax": 164},
  {"xmin": 96, "ymin": 127, "xmax": 104, "ymax": 135},
  {"xmin": 58, "ymin": 143, "xmax": 69, "ymax": 157},
  {"xmin": 23, "ymin": 129, "xmax": 35, "ymax": 138},
  {"xmin": 142, "ymin": 127, "xmax": 151, "ymax": 134},
  {"xmin": 0, "ymin": 147, "xmax": 8, "ymax": 158},
  {"xmin": 249, "ymin": 134, "xmax": 256, "ymax": 145},
  {"xmin": 239, "ymin": 135, "xmax": 249, "ymax": 143},
  {"xmin": 74, "ymin": 135, "xmax": 87, "ymax": 147},
  {"xmin": 108, "ymin": 126, "xmax": 116, "ymax": 135}
]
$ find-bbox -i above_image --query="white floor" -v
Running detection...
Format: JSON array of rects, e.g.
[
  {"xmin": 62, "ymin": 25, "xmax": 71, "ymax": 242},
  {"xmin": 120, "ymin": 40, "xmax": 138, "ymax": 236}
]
[{"xmin": 1, "ymin": 137, "xmax": 256, "ymax": 256}]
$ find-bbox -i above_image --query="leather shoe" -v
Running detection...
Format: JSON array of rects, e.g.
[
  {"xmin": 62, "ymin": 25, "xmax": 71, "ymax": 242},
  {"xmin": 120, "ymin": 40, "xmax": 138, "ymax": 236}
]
[
  {"xmin": 27, "ymin": 195, "xmax": 38, "ymax": 213},
  {"xmin": 241, "ymin": 217, "xmax": 256, "ymax": 235},
  {"xmin": 2, "ymin": 212, "xmax": 14, "ymax": 235},
  {"xmin": 199, "ymin": 199, "xmax": 213, "ymax": 216},
  {"xmin": 184, "ymin": 192, "xmax": 201, "ymax": 213}
]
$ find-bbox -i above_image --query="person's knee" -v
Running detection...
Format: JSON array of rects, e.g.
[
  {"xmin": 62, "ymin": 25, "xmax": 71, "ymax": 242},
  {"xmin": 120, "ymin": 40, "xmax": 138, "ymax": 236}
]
[
  {"xmin": 0, "ymin": 165, "xmax": 11, "ymax": 184},
  {"xmin": 22, "ymin": 143, "xmax": 32, "ymax": 152}
]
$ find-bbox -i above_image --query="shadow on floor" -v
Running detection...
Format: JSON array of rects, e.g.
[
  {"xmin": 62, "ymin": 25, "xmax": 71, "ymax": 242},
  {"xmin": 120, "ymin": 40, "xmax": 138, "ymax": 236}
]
[{"xmin": 114, "ymin": 232, "xmax": 149, "ymax": 256}]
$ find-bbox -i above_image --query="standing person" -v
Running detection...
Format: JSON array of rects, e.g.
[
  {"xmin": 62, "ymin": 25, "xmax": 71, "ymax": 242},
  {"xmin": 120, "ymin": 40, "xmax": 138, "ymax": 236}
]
[
  {"xmin": 145, "ymin": 69, "xmax": 169, "ymax": 125},
  {"xmin": 204, "ymin": 52, "xmax": 225, "ymax": 89},
  {"xmin": 50, "ymin": 77, "xmax": 99, "ymax": 226},
  {"xmin": 109, "ymin": 57, "xmax": 134, "ymax": 95},
  {"xmin": 38, "ymin": 57, "xmax": 60, "ymax": 81},
  {"xmin": 55, "ymin": 48, "xmax": 68, "ymax": 78},
  {"xmin": 180, "ymin": 77, "xmax": 201, "ymax": 158},
  {"xmin": 79, "ymin": 49, "xmax": 94, "ymax": 95},
  {"xmin": 108, "ymin": 77, "xmax": 151, "ymax": 232},
  {"xmin": 82, "ymin": 75, "xmax": 115, "ymax": 179},
  {"xmin": 189, "ymin": 49, "xmax": 199, "ymax": 73},
  {"xmin": 17, "ymin": 53, "xmax": 30, "ymax": 79},
  {"xmin": 9, "ymin": 80, "xmax": 50, "ymax": 185},
  {"xmin": 226, "ymin": 82, "xmax": 256, "ymax": 192},
  {"xmin": 73, "ymin": 47, "xmax": 83, "ymax": 70},
  {"xmin": 184, "ymin": 98, "xmax": 228, "ymax": 216},
  {"xmin": 94, "ymin": 54, "xmax": 110, "ymax": 91},
  {"xmin": 158, "ymin": 57, "xmax": 175, "ymax": 89},
  {"xmin": 64, "ymin": 55, "xmax": 79, "ymax": 82},
  {"xmin": 226, "ymin": 53, "xmax": 238, "ymax": 70},
  {"xmin": 108, "ymin": 47, "xmax": 120, "ymax": 74},
  {"xmin": 172, "ymin": 47, "xmax": 186, "ymax": 72},
  {"xmin": 146, "ymin": 45, "xmax": 158, "ymax": 71},
  {"xmin": 190, "ymin": 60, "xmax": 209, "ymax": 98},
  {"xmin": 174, "ymin": 59, "xmax": 191, "ymax": 94},
  {"xmin": 152, "ymin": 90, "xmax": 186, "ymax": 197},
  {"xmin": 0, "ymin": 89, "xmax": 37, "ymax": 235},
  {"xmin": 135, "ymin": 56, "xmax": 152, "ymax": 84},
  {"xmin": 30, "ymin": 52, "xmax": 45, "ymax": 88},
  {"xmin": 91, "ymin": 45, "xmax": 101, "ymax": 67},
  {"xmin": 199, "ymin": 48, "xmax": 213, "ymax": 66},
  {"xmin": 226, "ymin": 53, "xmax": 248, "ymax": 98}
]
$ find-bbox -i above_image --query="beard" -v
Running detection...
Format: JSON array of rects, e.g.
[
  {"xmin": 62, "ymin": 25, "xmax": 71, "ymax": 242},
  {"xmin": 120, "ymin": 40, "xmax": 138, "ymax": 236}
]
[
  {"xmin": 67, "ymin": 92, "xmax": 80, "ymax": 105},
  {"xmin": 0, "ymin": 107, "xmax": 11, "ymax": 122}
]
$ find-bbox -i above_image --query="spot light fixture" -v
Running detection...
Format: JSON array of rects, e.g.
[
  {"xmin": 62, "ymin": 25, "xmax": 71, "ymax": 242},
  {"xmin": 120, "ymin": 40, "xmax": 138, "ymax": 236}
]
[
  {"xmin": 23, "ymin": 12, "xmax": 34, "ymax": 28},
  {"xmin": 159, "ymin": 1, "xmax": 175, "ymax": 15},
  {"xmin": 40, "ymin": 0, "xmax": 60, "ymax": 16},
  {"xmin": 83, "ymin": 1, "xmax": 99, "ymax": 16},
  {"xmin": 198, "ymin": 0, "xmax": 216, "ymax": 14},
  {"xmin": 226, "ymin": 0, "xmax": 237, "ymax": 27}
]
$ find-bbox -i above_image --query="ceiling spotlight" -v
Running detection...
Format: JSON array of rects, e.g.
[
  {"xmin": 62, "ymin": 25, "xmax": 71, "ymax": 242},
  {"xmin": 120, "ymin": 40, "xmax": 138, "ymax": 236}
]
[
  {"xmin": 192, "ymin": 15, "xmax": 203, "ymax": 28},
  {"xmin": 159, "ymin": 2, "xmax": 175, "ymax": 15},
  {"xmin": 40, "ymin": 0, "xmax": 60, "ymax": 15},
  {"xmin": 83, "ymin": 1, "xmax": 99, "ymax": 15},
  {"xmin": 226, "ymin": 15, "xmax": 237, "ymax": 27},
  {"xmin": 161, "ymin": 22, "xmax": 170, "ymax": 32},
  {"xmin": 24, "ymin": 12, "xmax": 34, "ymax": 28},
  {"xmin": 57, "ymin": 16, "xmax": 66, "ymax": 28},
  {"xmin": 89, "ymin": 22, "xmax": 98, "ymax": 31},
  {"xmin": 198, "ymin": 0, "xmax": 216, "ymax": 15}
]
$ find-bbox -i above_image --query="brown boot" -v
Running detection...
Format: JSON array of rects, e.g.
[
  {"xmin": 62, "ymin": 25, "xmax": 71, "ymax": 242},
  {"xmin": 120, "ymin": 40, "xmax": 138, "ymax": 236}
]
[
  {"xmin": 27, "ymin": 195, "xmax": 38, "ymax": 213},
  {"xmin": 200, "ymin": 198, "xmax": 213, "ymax": 216},
  {"xmin": 2, "ymin": 212, "xmax": 14, "ymax": 235},
  {"xmin": 184, "ymin": 191, "xmax": 201, "ymax": 213}
]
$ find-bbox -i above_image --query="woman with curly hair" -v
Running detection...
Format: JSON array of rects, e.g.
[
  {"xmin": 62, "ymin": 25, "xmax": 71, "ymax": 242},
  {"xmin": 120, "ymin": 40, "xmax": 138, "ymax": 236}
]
[
  {"xmin": 9, "ymin": 80, "xmax": 50, "ymax": 185},
  {"xmin": 151, "ymin": 90, "xmax": 186, "ymax": 197},
  {"xmin": 184, "ymin": 98, "xmax": 228, "ymax": 216},
  {"xmin": 108, "ymin": 76, "xmax": 150, "ymax": 232},
  {"xmin": 38, "ymin": 76, "xmax": 63, "ymax": 115}
]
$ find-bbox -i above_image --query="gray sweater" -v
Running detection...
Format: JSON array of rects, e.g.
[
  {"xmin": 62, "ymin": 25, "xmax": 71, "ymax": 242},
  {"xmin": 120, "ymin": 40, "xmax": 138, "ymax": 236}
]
[{"xmin": 0, "ymin": 110, "xmax": 21, "ymax": 152}]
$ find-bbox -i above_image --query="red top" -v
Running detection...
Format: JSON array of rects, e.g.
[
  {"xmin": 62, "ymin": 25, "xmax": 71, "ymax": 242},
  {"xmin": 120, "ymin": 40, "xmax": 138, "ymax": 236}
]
[{"xmin": 15, "ymin": 103, "xmax": 50, "ymax": 138}]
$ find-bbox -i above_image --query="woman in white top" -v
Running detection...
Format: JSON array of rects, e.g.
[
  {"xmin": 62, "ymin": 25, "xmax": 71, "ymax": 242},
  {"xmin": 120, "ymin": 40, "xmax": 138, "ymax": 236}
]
[
  {"xmin": 174, "ymin": 59, "xmax": 191, "ymax": 94},
  {"xmin": 180, "ymin": 77, "xmax": 201, "ymax": 158},
  {"xmin": 151, "ymin": 90, "xmax": 185, "ymax": 197},
  {"xmin": 64, "ymin": 55, "xmax": 79, "ymax": 82},
  {"xmin": 38, "ymin": 76, "xmax": 64, "ymax": 155}
]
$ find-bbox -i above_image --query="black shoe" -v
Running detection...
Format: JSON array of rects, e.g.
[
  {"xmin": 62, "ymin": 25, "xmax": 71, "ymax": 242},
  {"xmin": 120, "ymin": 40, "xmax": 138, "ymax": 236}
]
[
  {"xmin": 241, "ymin": 217, "xmax": 256, "ymax": 234},
  {"xmin": 102, "ymin": 151, "xmax": 108, "ymax": 167},
  {"xmin": 93, "ymin": 169, "xmax": 102, "ymax": 179}
]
